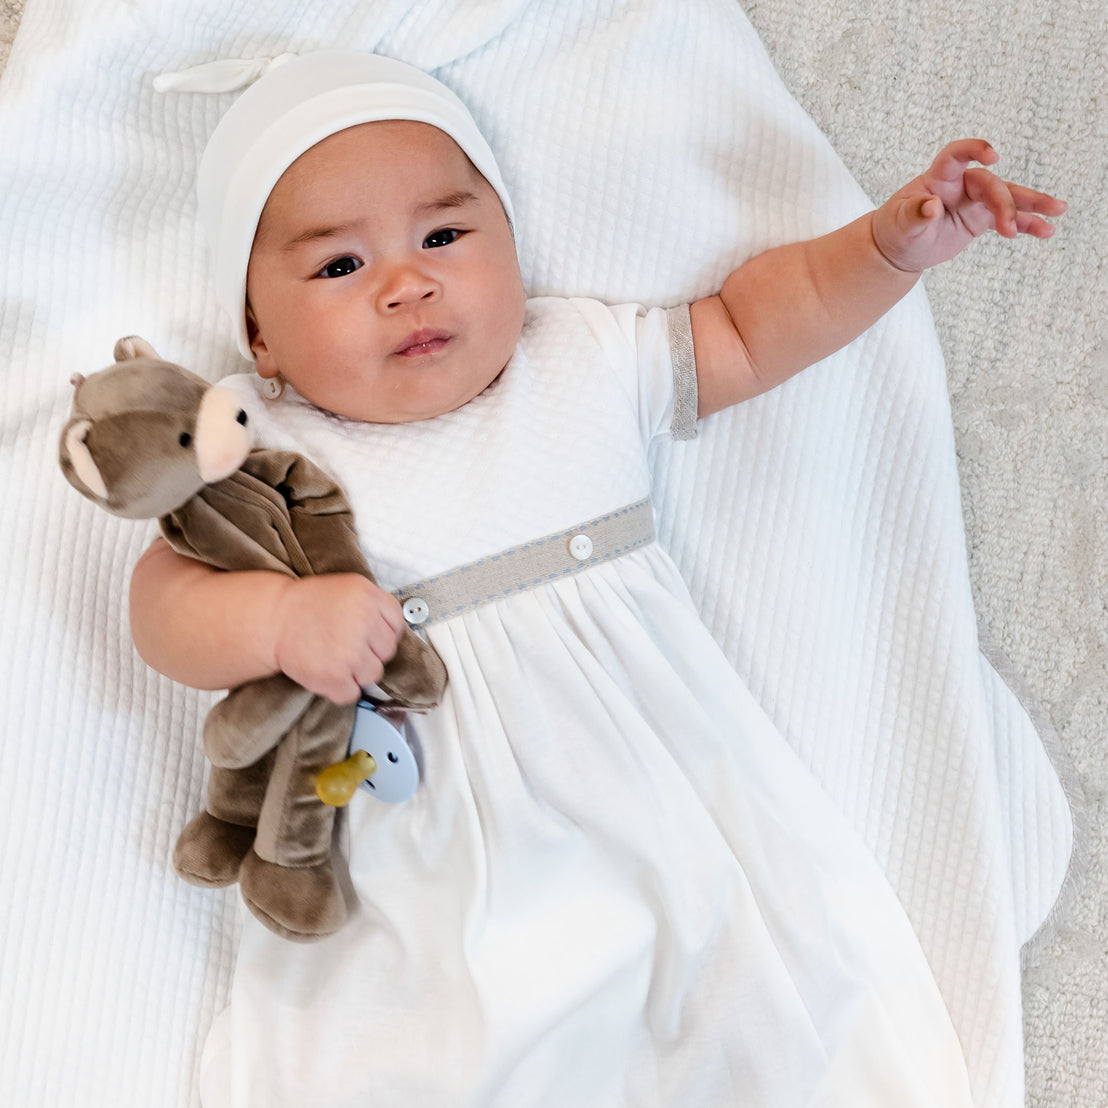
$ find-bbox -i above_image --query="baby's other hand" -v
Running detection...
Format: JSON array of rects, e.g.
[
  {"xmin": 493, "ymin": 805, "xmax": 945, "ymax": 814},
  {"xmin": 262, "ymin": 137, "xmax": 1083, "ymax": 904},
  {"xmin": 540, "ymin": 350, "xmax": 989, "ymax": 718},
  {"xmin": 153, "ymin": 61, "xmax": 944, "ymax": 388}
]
[
  {"xmin": 272, "ymin": 574, "xmax": 406, "ymax": 704},
  {"xmin": 872, "ymin": 139, "xmax": 1066, "ymax": 273}
]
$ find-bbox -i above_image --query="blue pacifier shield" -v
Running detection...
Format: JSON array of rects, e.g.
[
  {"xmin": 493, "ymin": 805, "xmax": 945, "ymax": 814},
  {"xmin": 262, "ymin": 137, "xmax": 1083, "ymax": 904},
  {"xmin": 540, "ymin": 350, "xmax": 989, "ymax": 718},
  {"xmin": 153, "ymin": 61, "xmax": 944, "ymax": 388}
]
[{"xmin": 351, "ymin": 700, "xmax": 419, "ymax": 803}]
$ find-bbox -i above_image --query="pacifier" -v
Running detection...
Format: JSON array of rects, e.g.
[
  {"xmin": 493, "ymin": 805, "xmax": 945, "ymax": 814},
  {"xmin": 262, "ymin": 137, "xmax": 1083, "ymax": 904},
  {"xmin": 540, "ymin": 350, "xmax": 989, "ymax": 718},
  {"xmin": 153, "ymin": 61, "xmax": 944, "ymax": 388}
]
[{"xmin": 315, "ymin": 700, "xmax": 420, "ymax": 806}]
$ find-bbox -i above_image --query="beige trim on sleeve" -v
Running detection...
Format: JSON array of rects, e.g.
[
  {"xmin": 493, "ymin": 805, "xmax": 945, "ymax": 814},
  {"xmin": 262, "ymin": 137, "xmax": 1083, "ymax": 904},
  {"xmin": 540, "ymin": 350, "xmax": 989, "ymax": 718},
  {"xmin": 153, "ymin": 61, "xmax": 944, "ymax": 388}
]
[{"xmin": 666, "ymin": 304, "xmax": 698, "ymax": 441}]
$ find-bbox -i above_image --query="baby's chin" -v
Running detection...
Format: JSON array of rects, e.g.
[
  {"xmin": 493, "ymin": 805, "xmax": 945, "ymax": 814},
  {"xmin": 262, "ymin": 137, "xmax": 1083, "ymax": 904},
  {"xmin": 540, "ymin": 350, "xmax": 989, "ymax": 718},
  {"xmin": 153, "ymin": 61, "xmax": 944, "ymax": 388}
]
[
  {"xmin": 332, "ymin": 377, "xmax": 503, "ymax": 425},
  {"xmin": 388, "ymin": 365, "xmax": 511, "ymax": 423},
  {"xmin": 280, "ymin": 339, "xmax": 514, "ymax": 422}
]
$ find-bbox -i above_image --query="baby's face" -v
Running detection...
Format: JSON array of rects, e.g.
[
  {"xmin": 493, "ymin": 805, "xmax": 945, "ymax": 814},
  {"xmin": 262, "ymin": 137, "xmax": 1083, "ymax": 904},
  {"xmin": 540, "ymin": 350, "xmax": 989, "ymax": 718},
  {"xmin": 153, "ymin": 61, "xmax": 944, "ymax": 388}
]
[{"xmin": 245, "ymin": 120, "xmax": 526, "ymax": 423}]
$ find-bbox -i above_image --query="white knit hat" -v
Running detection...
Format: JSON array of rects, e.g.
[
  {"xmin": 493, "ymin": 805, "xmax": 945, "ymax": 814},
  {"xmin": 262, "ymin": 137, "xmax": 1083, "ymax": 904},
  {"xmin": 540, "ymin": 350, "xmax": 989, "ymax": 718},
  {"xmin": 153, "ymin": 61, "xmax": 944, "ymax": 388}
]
[{"xmin": 158, "ymin": 51, "xmax": 514, "ymax": 360}]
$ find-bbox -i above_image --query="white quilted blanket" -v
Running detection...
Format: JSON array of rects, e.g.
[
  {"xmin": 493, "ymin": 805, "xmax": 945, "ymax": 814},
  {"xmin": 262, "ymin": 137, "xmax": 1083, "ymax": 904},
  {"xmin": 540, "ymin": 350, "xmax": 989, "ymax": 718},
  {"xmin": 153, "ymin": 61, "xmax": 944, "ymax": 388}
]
[{"xmin": 0, "ymin": 1, "xmax": 1074, "ymax": 1105}]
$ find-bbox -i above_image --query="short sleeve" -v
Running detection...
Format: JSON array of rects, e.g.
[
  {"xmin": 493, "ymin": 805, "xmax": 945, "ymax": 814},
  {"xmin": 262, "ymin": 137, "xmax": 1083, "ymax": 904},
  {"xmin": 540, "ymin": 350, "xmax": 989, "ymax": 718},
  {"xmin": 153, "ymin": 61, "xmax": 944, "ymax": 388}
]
[
  {"xmin": 629, "ymin": 302, "xmax": 699, "ymax": 442},
  {"xmin": 570, "ymin": 297, "xmax": 699, "ymax": 444}
]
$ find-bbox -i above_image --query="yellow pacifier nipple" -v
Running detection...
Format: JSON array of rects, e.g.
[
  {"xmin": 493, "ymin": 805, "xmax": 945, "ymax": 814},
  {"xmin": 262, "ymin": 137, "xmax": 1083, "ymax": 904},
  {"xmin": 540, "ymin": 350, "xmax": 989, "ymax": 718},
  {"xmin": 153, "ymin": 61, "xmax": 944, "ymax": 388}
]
[{"xmin": 315, "ymin": 750, "xmax": 377, "ymax": 807}]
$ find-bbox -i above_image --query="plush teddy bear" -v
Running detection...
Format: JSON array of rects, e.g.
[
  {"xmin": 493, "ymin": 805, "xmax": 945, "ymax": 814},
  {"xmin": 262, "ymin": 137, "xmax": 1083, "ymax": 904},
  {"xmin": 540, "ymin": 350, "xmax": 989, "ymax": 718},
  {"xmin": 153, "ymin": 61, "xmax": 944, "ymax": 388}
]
[{"xmin": 59, "ymin": 337, "xmax": 447, "ymax": 941}]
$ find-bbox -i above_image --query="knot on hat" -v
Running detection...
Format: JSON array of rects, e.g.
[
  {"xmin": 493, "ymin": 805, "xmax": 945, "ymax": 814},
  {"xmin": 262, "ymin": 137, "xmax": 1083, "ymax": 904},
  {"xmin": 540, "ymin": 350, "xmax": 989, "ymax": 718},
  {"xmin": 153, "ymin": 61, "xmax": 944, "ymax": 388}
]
[{"xmin": 154, "ymin": 53, "xmax": 297, "ymax": 95}]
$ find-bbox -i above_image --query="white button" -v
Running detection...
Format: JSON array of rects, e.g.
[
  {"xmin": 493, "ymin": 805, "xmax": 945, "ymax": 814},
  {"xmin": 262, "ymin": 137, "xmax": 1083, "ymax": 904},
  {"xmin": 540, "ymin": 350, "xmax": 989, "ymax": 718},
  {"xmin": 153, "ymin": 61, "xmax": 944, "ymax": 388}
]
[
  {"xmin": 402, "ymin": 597, "xmax": 429, "ymax": 625},
  {"xmin": 568, "ymin": 534, "xmax": 593, "ymax": 561}
]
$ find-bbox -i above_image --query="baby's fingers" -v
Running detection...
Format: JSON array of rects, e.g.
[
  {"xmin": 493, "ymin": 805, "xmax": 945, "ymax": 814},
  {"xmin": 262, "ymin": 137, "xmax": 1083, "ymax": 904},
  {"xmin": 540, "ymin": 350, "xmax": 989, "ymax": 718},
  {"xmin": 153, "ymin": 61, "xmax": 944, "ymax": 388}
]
[
  {"xmin": 1015, "ymin": 211, "xmax": 1060, "ymax": 239},
  {"xmin": 992, "ymin": 180, "xmax": 1066, "ymax": 238},
  {"xmin": 964, "ymin": 166, "xmax": 1019, "ymax": 237},
  {"xmin": 1008, "ymin": 182, "xmax": 1067, "ymax": 219},
  {"xmin": 929, "ymin": 138, "xmax": 1000, "ymax": 182},
  {"xmin": 364, "ymin": 612, "xmax": 401, "ymax": 668}
]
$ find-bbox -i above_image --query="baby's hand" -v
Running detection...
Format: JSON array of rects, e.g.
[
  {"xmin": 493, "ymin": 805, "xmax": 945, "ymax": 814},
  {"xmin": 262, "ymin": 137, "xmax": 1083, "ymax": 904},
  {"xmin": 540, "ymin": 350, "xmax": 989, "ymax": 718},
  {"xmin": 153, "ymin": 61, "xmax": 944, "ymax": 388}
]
[
  {"xmin": 272, "ymin": 574, "xmax": 406, "ymax": 704},
  {"xmin": 872, "ymin": 139, "xmax": 1066, "ymax": 273}
]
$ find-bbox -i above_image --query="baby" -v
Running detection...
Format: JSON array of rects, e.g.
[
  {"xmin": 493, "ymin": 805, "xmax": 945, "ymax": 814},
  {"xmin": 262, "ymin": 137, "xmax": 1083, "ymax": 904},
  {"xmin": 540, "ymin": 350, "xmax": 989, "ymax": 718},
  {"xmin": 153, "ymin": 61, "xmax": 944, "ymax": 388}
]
[{"xmin": 134, "ymin": 52, "xmax": 1062, "ymax": 1107}]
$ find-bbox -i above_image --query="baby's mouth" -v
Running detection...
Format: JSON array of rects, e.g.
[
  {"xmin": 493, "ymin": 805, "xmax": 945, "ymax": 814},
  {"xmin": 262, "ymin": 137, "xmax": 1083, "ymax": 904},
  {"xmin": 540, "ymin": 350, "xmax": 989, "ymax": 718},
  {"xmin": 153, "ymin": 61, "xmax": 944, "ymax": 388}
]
[{"xmin": 393, "ymin": 329, "xmax": 452, "ymax": 358}]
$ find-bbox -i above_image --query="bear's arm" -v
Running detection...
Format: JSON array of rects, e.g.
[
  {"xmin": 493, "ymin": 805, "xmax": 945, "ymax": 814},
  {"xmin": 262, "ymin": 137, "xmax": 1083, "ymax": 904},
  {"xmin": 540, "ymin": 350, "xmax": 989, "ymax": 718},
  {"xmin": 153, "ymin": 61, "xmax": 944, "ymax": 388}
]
[
  {"xmin": 160, "ymin": 449, "xmax": 372, "ymax": 581},
  {"xmin": 240, "ymin": 450, "xmax": 373, "ymax": 579}
]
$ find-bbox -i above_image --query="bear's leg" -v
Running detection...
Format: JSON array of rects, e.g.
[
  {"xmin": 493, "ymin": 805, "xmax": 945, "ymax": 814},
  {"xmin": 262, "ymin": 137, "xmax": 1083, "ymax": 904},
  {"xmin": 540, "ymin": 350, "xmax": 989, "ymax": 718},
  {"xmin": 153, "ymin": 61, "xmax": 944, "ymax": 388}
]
[
  {"xmin": 173, "ymin": 755, "xmax": 274, "ymax": 888},
  {"xmin": 204, "ymin": 675, "xmax": 315, "ymax": 768},
  {"xmin": 239, "ymin": 697, "xmax": 357, "ymax": 941}
]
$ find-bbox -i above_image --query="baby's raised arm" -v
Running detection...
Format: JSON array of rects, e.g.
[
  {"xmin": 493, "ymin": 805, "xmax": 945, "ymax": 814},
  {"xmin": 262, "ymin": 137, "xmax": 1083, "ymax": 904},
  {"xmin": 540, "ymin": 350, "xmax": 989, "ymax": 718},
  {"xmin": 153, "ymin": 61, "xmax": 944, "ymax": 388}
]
[
  {"xmin": 692, "ymin": 140, "xmax": 1065, "ymax": 415},
  {"xmin": 129, "ymin": 539, "xmax": 405, "ymax": 704}
]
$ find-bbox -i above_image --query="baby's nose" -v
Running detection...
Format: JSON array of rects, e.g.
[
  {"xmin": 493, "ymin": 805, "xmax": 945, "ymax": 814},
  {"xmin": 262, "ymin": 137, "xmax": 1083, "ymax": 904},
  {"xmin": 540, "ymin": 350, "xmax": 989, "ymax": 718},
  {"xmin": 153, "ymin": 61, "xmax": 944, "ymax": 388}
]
[{"xmin": 379, "ymin": 265, "xmax": 440, "ymax": 311}]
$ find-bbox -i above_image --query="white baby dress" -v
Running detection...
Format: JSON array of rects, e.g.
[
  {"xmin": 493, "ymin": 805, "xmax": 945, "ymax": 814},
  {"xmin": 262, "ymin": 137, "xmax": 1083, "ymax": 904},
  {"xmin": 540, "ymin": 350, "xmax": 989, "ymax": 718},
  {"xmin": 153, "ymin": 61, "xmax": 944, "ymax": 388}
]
[{"xmin": 204, "ymin": 297, "xmax": 975, "ymax": 1107}]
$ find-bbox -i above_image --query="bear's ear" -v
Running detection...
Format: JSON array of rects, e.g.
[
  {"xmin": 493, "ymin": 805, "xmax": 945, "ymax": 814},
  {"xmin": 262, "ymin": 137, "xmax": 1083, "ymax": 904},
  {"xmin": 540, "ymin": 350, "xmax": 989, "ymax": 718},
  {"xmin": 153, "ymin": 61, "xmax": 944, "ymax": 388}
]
[
  {"xmin": 61, "ymin": 419, "xmax": 108, "ymax": 500},
  {"xmin": 113, "ymin": 335, "xmax": 161, "ymax": 363}
]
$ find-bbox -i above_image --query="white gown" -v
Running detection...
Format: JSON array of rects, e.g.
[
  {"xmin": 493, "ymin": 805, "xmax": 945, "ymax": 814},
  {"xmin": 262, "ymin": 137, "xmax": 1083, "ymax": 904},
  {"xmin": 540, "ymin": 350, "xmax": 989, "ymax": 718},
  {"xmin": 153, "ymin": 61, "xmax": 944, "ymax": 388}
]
[{"xmin": 204, "ymin": 298, "xmax": 975, "ymax": 1106}]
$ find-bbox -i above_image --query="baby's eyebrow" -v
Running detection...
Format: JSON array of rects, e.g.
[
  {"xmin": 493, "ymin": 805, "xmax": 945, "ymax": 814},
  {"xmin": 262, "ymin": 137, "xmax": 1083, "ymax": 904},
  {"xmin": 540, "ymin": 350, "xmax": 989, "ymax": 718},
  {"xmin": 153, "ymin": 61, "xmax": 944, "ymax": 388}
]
[
  {"xmin": 413, "ymin": 189, "xmax": 480, "ymax": 216},
  {"xmin": 279, "ymin": 190, "xmax": 480, "ymax": 253},
  {"xmin": 281, "ymin": 222, "xmax": 359, "ymax": 252}
]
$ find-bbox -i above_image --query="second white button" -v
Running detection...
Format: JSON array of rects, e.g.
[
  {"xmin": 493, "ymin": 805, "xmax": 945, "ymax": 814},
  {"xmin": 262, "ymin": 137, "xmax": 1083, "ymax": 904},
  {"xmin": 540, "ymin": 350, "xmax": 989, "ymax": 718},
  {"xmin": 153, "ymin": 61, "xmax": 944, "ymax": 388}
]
[{"xmin": 568, "ymin": 534, "xmax": 594, "ymax": 561}]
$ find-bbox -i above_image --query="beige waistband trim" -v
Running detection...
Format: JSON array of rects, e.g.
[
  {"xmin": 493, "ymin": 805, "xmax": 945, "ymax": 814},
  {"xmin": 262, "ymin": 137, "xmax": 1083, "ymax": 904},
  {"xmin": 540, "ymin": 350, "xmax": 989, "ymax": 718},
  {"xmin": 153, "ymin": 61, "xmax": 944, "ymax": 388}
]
[{"xmin": 392, "ymin": 498, "xmax": 655, "ymax": 627}]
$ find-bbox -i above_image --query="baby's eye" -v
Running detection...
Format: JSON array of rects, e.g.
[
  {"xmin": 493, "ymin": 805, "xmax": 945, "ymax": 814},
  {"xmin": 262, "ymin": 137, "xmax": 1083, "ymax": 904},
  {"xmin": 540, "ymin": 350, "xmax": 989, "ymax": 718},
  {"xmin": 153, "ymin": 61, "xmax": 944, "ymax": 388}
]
[
  {"xmin": 423, "ymin": 228, "xmax": 463, "ymax": 249},
  {"xmin": 318, "ymin": 256, "xmax": 362, "ymax": 279}
]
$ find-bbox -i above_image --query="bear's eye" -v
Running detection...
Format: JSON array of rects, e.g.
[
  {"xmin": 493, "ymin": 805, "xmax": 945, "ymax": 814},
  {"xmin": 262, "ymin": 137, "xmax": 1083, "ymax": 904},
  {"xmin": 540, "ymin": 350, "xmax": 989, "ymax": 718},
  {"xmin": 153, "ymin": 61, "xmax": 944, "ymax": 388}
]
[
  {"xmin": 236, "ymin": 409, "xmax": 248, "ymax": 426},
  {"xmin": 179, "ymin": 432, "xmax": 192, "ymax": 448}
]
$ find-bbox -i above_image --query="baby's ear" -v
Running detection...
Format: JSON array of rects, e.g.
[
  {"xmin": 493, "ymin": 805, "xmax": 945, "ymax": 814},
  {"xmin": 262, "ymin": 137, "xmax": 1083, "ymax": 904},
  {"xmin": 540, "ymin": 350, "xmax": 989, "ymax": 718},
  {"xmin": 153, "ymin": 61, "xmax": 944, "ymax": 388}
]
[
  {"xmin": 113, "ymin": 335, "xmax": 162, "ymax": 362},
  {"xmin": 245, "ymin": 306, "xmax": 277, "ymax": 374},
  {"xmin": 245, "ymin": 305, "xmax": 264, "ymax": 352}
]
